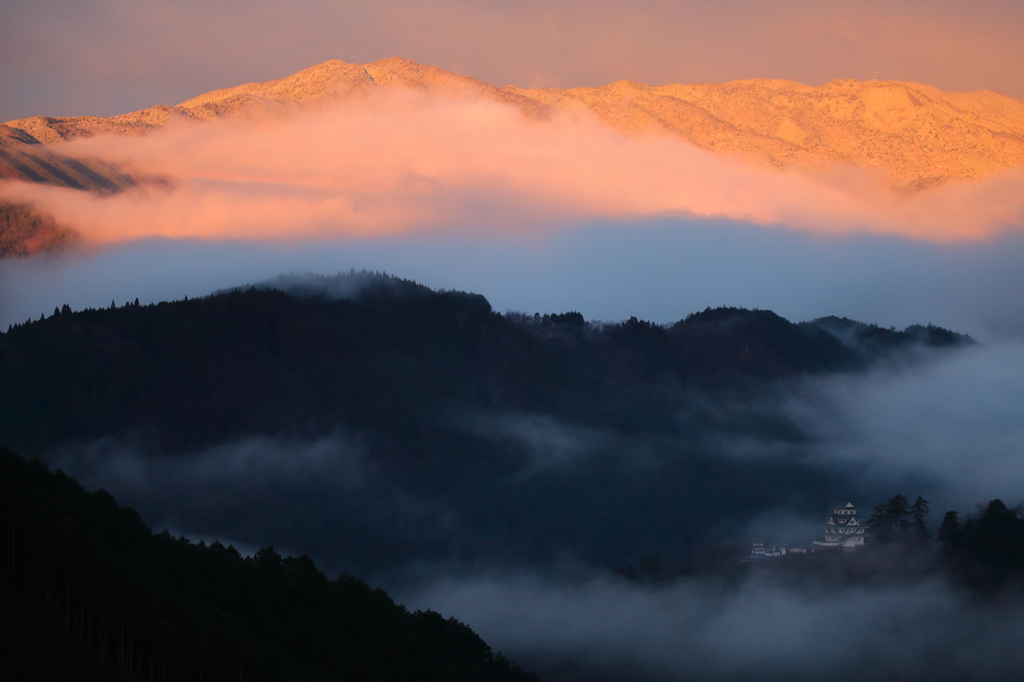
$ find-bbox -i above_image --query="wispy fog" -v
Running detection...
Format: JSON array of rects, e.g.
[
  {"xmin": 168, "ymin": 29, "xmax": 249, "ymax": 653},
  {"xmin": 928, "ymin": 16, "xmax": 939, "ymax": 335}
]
[
  {"xmin": 784, "ymin": 342, "xmax": 1024, "ymax": 510},
  {"xmin": 3, "ymin": 90, "xmax": 1023, "ymax": 244},
  {"xmin": 233, "ymin": 270, "xmax": 407, "ymax": 299},
  {"xmin": 46, "ymin": 434, "xmax": 461, "ymax": 573},
  {"xmin": 400, "ymin": 572, "xmax": 1024, "ymax": 681},
  {"xmin": 463, "ymin": 412, "xmax": 608, "ymax": 479}
]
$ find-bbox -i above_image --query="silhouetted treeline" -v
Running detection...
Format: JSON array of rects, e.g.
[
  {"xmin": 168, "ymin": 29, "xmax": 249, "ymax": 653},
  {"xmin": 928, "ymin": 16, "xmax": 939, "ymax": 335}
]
[
  {"xmin": 867, "ymin": 493, "xmax": 1024, "ymax": 590},
  {"xmin": 867, "ymin": 494, "xmax": 932, "ymax": 546},
  {"xmin": 814, "ymin": 316, "xmax": 973, "ymax": 357},
  {"xmin": 613, "ymin": 494, "xmax": 1024, "ymax": 593},
  {"xmin": 0, "ymin": 448, "xmax": 538, "ymax": 682},
  {"xmin": 938, "ymin": 500, "xmax": 1024, "ymax": 589},
  {"xmin": 0, "ymin": 272, "xmax": 970, "ymax": 455}
]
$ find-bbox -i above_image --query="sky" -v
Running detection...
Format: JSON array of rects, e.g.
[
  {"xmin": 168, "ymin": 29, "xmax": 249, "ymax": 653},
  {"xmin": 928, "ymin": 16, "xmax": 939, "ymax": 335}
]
[{"xmin": 2, "ymin": 0, "xmax": 1024, "ymax": 122}]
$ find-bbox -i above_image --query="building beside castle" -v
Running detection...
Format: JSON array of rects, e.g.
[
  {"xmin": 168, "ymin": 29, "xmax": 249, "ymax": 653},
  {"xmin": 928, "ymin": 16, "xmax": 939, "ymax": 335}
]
[
  {"xmin": 744, "ymin": 500, "xmax": 868, "ymax": 561},
  {"xmin": 748, "ymin": 542, "xmax": 787, "ymax": 558},
  {"xmin": 813, "ymin": 500, "xmax": 867, "ymax": 548}
]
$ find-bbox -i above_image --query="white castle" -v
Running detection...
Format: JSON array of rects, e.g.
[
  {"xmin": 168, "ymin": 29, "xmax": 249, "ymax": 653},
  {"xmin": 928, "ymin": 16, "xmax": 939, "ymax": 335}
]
[{"xmin": 813, "ymin": 501, "xmax": 867, "ymax": 548}]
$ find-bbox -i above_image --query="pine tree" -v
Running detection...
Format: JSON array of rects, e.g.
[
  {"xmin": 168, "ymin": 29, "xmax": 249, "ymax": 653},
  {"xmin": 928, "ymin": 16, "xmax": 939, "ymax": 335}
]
[
  {"xmin": 937, "ymin": 510, "xmax": 961, "ymax": 546},
  {"xmin": 868, "ymin": 494, "xmax": 911, "ymax": 544},
  {"xmin": 910, "ymin": 496, "xmax": 931, "ymax": 544}
]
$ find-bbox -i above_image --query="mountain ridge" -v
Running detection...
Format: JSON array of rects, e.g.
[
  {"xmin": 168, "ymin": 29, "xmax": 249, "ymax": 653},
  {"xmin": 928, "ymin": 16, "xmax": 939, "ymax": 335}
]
[
  {"xmin": 2, "ymin": 57, "xmax": 1023, "ymax": 257},
  {"xmin": 6, "ymin": 57, "xmax": 1024, "ymax": 191},
  {"xmin": 0, "ymin": 271, "xmax": 973, "ymax": 456}
]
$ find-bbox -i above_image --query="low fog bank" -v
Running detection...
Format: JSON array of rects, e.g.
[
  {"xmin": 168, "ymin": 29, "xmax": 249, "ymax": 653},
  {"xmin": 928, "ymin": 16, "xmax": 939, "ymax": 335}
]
[
  {"xmin": 39, "ymin": 422, "xmax": 842, "ymax": 576},
  {"xmin": 45, "ymin": 434, "xmax": 465, "ymax": 574},
  {"xmin": 3, "ymin": 219, "xmax": 1023, "ymax": 341},
  {"xmin": 401, "ymin": 572, "xmax": 1024, "ymax": 682},
  {"xmin": 782, "ymin": 341, "xmax": 1024, "ymax": 510},
  {"xmin": 5, "ymin": 89, "xmax": 1023, "ymax": 244}
]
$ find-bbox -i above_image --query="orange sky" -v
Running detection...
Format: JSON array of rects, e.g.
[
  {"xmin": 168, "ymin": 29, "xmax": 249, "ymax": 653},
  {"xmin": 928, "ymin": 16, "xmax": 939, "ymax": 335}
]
[
  {"xmin": 2, "ymin": 0, "xmax": 1022, "ymax": 121},
  {"xmin": 3, "ymin": 91, "xmax": 1022, "ymax": 245}
]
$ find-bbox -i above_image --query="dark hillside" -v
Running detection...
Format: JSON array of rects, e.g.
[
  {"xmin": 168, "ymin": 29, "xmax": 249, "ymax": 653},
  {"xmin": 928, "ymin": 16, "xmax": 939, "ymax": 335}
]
[
  {"xmin": 669, "ymin": 307, "xmax": 854, "ymax": 379},
  {"xmin": 0, "ymin": 273, "xmax": 974, "ymax": 572},
  {"xmin": 0, "ymin": 448, "xmax": 538, "ymax": 682},
  {"xmin": 1, "ymin": 277, "xmax": 509, "ymax": 452},
  {"xmin": 1, "ymin": 274, "xmax": 967, "ymax": 455}
]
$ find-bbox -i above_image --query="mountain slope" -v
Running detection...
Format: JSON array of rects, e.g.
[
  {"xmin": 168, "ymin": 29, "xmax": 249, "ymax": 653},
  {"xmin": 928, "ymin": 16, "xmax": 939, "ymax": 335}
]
[
  {"xmin": 0, "ymin": 273, "xmax": 974, "ymax": 573},
  {"xmin": 511, "ymin": 77, "xmax": 1024, "ymax": 190},
  {"xmin": 2, "ymin": 273, "xmax": 961, "ymax": 455},
  {"xmin": 7, "ymin": 57, "xmax": 1024, "ymax": 190},
  {"xmin": 3, "ymin": 58, "xmax": 1023, "ymax": 258},
  {"xmin": 0, "ymin": 123, "xmax": 136, "ymax": 256},
  {"xmin": 0, "ymin": 448, "xmax": 539, "ymax": 682}
]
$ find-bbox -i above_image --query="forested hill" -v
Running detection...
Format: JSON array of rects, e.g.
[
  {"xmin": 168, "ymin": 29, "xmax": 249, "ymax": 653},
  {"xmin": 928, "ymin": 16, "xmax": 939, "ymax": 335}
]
[
  {"xmin": 0, "ymin": 448, "xmax": 539, "ymax": 681},
  {"xmin": 0, "ymin": 272, "xmax": 976, "ymax": 573},
  {"xmin": 0, "ymin": 272, "xmax": 971, "ymax": 456}
]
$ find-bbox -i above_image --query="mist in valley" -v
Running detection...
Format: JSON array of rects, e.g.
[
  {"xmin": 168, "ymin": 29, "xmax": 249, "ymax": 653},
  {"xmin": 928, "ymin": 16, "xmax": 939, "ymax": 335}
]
[
  {"xmin": 401, "ymin": 570, "xmax": 1024, "ymax": 682},
  {"xmin": 3, "ymin": 252, "xmax": 1023, "ymax": 681}
]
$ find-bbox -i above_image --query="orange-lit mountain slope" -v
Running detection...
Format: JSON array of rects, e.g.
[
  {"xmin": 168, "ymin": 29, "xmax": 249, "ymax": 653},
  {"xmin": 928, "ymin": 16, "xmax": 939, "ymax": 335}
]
[
  {"xmin": 2, "ymin": 58, "xmax": 1024, "ymax": 257},
  {"xmin": 512, "ymin": 78, "xmax": 1024, "ymax": 190},
  {"xmin": 0, "ymin": 124, "xmax": 135, "ymax": 256},
  {"xmin": 7, "ymin": 57, "xmax": 1024, "ymax": 191}
]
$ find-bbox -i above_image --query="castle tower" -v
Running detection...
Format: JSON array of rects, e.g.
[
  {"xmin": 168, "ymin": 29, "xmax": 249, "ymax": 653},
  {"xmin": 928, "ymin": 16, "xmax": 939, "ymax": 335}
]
[{"xmin": 812, "ymin": 501, "xmax": 867, "ymax": 549}]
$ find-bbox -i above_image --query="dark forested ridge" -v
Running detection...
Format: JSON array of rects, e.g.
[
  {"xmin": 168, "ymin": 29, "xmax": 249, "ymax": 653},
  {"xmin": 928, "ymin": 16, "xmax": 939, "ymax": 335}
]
[
  {"xmin": 0, "ymin": 272, "xmax": 976, "ymax": 574},
  {"xmin": 0, "ymin": 271, "xmax": 970, "ymax": 455},
  {"xmin": 0, "ymin": 448, "xmax": 539, "ymax": 682}
]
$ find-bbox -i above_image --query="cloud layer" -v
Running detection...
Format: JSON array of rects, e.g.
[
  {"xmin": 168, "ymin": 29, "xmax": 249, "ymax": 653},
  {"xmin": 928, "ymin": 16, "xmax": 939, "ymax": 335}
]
[{"xmin": 3, "ymin": 91, "xmax": 1023, "ymax": 245}]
